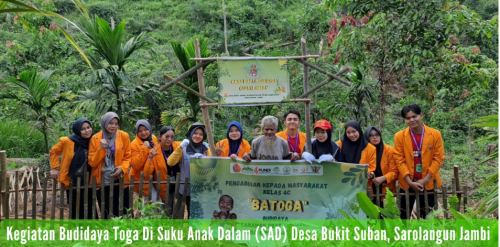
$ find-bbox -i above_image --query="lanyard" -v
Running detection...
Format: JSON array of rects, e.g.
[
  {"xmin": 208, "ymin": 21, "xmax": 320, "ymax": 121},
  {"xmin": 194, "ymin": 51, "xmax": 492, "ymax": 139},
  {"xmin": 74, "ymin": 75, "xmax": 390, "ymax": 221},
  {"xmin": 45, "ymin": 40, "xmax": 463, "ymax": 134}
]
[
  {"xmin": 161, "ymin": 146, "xmax": 173, "ymax": 160},
  {"xmin": 106, "ymin": 142, "xmax": 115, "ymax": 154},
  {"xmin": 287, "ymin": 133, "xmax": 299, "ymax": 153},
  {"xmin": 410, "ymin": 126, "xmax": 425, "ymax": 156}
]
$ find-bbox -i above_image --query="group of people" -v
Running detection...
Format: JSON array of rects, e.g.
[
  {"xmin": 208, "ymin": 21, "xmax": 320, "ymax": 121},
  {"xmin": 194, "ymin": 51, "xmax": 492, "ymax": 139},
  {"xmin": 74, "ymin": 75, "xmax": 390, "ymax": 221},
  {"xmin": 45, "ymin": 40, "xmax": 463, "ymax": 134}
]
[{"xmin": 50, "ymin": 104, "xmax": 444, "ymax": 220}]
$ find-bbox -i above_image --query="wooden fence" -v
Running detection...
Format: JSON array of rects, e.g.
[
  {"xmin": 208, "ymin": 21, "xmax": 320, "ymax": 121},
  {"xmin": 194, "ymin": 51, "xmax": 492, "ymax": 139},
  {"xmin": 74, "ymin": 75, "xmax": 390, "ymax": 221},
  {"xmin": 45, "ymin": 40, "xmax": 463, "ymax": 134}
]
[{"xmin": 0, "ymin": 151, "xmax": 468, "ymax": 220}]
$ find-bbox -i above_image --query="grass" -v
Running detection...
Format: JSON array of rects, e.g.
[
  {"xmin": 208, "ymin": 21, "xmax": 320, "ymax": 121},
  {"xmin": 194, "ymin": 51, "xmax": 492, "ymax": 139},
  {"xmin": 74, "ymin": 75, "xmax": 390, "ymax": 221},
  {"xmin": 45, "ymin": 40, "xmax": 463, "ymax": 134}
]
[{"xmin": 0, "ymin": 118, "xmax": 46, "ymax": 158}]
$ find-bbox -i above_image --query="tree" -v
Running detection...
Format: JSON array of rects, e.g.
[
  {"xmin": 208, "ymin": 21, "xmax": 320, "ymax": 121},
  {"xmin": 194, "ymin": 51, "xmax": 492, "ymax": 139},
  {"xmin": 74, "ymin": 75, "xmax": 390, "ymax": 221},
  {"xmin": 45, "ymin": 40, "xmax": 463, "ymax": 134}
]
[
  {"xmin": 324, "ymin": 0, "xmax": 495, "ymax": 129},
  {"xmin": 162, "ymin": 37, "xmax": 216, "ymax": 131},
  {"xmin": 0, "ymin": 70, "xmax": 73, "ymax": 153}
]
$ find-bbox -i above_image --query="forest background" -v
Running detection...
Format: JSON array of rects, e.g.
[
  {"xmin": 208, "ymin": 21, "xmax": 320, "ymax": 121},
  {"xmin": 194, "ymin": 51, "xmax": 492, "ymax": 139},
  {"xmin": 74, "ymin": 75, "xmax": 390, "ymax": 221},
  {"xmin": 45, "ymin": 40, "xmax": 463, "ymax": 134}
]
[{"xmin": 0, "ymin": 0, "xmax": 498, "ymax": 213}]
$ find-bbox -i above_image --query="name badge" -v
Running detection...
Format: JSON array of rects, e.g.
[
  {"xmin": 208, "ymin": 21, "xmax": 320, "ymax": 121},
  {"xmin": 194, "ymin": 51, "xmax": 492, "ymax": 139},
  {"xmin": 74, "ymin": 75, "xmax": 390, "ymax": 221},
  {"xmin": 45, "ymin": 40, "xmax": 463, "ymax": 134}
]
[{"xmin": 416, "ymin": 164, "xmax": 422, "ymax": 173}]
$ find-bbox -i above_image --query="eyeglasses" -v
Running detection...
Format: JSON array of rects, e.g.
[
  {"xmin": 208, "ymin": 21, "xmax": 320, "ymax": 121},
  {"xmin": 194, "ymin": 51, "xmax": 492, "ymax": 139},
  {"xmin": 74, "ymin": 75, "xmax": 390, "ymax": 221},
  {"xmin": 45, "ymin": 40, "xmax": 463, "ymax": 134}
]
[
  {"xmin": 164, "ymin": 135, "xmax": 175, "ymax": 140},
  {"xmin": 369, "ymin": 134, "xmax": 380, "ymax": 138}
]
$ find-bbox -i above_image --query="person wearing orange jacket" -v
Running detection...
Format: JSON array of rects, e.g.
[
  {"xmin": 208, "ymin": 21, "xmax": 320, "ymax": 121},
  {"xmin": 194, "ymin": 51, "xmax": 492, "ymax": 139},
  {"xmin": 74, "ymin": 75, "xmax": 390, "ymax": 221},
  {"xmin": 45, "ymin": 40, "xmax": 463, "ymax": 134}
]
[
  {"xmin": 365, "ymin": 126, "xmax": 398, "ymax": 208},
  {"xmin": 130, "ymin": 120, "xmax": 160, "ymax": 203},
  {"xmin": 336, "ymin": 120, "xmax": 376, "ymax": 168},
  {"xmin": 276, "ymin": 110, "xmax": 307, "ymax": 157},
  {"xmin": 50, "ymin": 118, "xmax": 95, "ymax": 219},
  {"xmin": 215, "ymin": 121, "xmax": 251, "ymax": 159},
  {"xmin": 88, "ymin": 112, "xmax": 131, "ymax": 219},
  {"xmin": 393, "ymin": 104, "xmax": 445, "ymax": 219},
  {"xmin": 145, "ymin": 126, "xmax": 181, "ymax": 217}
]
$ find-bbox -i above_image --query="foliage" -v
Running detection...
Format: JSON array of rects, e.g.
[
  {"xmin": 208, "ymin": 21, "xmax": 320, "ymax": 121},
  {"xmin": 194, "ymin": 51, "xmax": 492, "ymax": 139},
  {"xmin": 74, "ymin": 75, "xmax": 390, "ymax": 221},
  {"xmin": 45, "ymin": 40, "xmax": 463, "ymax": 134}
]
[
  {"xmin": 0, "ymin": 119, "xmax": 45, "ymax": 158},
  {"xmin": 0, "ymin": 70, "xmax": 73, "ymax": 153},
  {"xmin": 161, "ymin": 36, "xmax": 211, "ymax": 132}
]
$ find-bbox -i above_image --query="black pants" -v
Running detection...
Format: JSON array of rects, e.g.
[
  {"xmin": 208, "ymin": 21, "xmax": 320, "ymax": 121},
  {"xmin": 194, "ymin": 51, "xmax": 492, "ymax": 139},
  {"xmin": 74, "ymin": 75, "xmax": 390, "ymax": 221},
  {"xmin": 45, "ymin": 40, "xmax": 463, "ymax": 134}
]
[
  {"xmin": 66, "ymin": 188, "xmax": 95, "ymax": 219},
  {"xmin": 399, "ymin": 188, "xmax": 435, "ymax": 219},
  {"xmin": 96, "ymin": 184, "xmax": 130, "ymax": 219}
]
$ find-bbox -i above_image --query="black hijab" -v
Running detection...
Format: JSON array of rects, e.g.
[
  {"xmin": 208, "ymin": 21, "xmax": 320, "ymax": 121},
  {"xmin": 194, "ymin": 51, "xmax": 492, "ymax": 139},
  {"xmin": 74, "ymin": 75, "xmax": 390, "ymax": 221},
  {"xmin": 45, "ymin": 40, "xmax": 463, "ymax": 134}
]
[
  {"xmin": 365, "ymin": 126, "xmax": 384, "ymax": 177},
  {"xmin": 68, "ymin": 118, "xmax": 92, "ymax": 179},
  {"xmin": 185, "ymin": 122, "xmax": 208, "ymax": 155},
  {"xmin": 340, "ymin": 120, "xmax": 368, "ymax": 163},
  {"xmin": 312, "ymin": 128, "xmax": 336, "ymax": 159}
]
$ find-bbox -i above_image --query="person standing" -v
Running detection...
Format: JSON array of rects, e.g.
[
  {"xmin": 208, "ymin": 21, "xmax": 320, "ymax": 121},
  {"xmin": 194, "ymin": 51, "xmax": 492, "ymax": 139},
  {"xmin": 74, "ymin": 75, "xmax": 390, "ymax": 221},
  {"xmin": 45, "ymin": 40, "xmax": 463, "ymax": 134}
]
[
  {"xmin": 50, "ymin": 118, "xmax": 94, "ymax": 219},
  {"xmin": 302, "ymin": 119, "xmax": 341, "ymax": 163},
  {"xmin": 336, "ymin": 120, "xmax": 376, "ymax": 167},
  {"xmin": 365, "ymin": 126, "xmax": 398, "ymax": 207},
  {"xmin": 276, "ymin": 110, "xmax": 307, "ymax": 158},
  {"xmin": 130, "ymin": 120, "xmax": 160, "ymax": 203},
  {"xmin": 88, "ymin": 112, "xmax": 131, "ymax": 219},
  {"xmin": 393, "ymin": 104, "xmax": 445, "ymax": 219}
]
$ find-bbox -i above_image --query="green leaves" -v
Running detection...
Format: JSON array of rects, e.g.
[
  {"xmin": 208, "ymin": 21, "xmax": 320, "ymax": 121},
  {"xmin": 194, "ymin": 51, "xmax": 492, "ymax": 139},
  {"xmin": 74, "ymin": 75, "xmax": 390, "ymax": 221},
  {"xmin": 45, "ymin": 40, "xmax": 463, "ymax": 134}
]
[{"xmin": 356, "ymin": 191, "xmax": 379, "ymax": 219}]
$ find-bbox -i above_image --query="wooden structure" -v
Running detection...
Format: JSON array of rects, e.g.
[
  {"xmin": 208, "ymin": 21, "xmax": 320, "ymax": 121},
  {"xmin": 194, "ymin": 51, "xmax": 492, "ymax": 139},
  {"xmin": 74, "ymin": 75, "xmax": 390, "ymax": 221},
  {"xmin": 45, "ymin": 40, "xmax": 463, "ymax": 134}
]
[
  {"xmin": 159, "ymin": 39, "xmax": 353, "ymax": 154},
  {"xmin": 0, "ymin": 149, "xmax": 468, "ymax": 220}
]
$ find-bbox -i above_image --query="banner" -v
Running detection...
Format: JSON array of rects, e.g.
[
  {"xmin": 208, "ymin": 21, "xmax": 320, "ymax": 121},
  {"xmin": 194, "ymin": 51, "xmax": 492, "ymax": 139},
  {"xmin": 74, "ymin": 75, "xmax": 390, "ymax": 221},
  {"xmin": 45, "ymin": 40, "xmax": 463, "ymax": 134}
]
[
  {"xmin": 217, "ymin": 58, "xmax": 290, "ymax": 105},
  {"xmin": 189, "ymin": 157, "xmax": 368, "ymax": 219}
]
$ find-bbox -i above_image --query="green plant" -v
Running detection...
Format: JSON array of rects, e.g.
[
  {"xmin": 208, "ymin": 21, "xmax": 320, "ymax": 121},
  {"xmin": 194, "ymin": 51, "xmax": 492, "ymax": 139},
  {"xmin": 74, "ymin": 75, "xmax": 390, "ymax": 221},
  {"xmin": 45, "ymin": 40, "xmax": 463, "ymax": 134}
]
[
  {"xmin": 0, "ymin": 119, "xmax": 45, "ymax": 158},
  {"xmin": 0, "ymin": 70, "xmax": 73, "ymax": 153}
]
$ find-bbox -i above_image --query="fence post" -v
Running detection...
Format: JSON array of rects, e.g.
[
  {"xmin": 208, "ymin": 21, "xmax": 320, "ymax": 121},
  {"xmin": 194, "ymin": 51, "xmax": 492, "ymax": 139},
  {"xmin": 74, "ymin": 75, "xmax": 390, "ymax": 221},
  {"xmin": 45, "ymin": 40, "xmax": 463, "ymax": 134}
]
[
  {"xmin": 424, "ymin": 188, "xmax": 429, "ymax": 216},
  {"xmin": 181, "ymin": 177, "xmax": 189, "ymax": 219},
  {"xmin": 129, "ymin": 175, "xmax": 134, "ymax": 219},
  {"xmin": 405, "ymin": 189, "xmax": 410, "ymax": 219},
  {"xmin": 395, "ymin": 181, "xmax": 400, "ymax": 208},
  {"xmin": 5, "ymin": 177, "xmax": 9, "ymax": 220},
  {"xmin": 32, "ymin": 172, "xmax": 37, "ymax": 219},
  {"xmin": 433, "ymin": 179, "xmax": 438, "ymax": 211},
  {"xmin": 23, "ymin": 177, "xmax": 28, "ymax": 219},
  {"xmin": 84, "ymin": 173, "xmax": 89, "ymax": 220},
  {"xmin": 172, "ymin": 173, "xmax": 181, "ymax": 219},
  {"xmin": 60, "ymin": 184, "xmax": 65, "ymax": 219},
  {"xmin": 15, "ymin": 171, "xmax": 19, "ymax": 219},
  {"xmin": 42, "ymin": 178, "xmax": 48, "ymax": 219},
  {"xmin": 118, "ymin": 174, "xmax": 124, "ymax": 217},
  {"xmin": 453, "ymin": 165, "xmax": 461, "ymax": 212},
  {"xmin": 92, "ymin": 177, "xmax": 97, "ymax": 219},
  {"xmin": 147, "ymin": 175, "xmax": 153, "ymax": 203},
  {"xmin": 51, "ymin": 178, "xmax": 56, "ymax": 219},
  {"xmin": 1, "ymin": 150, "xmax": 7, "ymax": 218},
  {"xmin": 376, "ymin": 186, "xmax": 380, "ymax": 207},
  {"xmin": 415, "ymin": 189, "xmax": 420, "ymax": 219},
  {"xmin": 156, "ymin": 172, "xmax": 161, "ymax": 205},
  {"xmin": 442, "ymin": 186, "xmax": 448, "ymax": 219},
  {"xmin": 463, "ymin": 185, "xmax": 468, "ymax": 213}
]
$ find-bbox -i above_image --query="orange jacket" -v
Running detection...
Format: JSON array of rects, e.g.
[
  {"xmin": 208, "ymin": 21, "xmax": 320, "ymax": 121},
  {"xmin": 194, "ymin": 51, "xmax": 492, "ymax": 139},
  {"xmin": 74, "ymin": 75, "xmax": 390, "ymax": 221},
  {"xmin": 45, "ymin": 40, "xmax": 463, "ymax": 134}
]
[
  {"xmin": 276, "ymin": 130, "xmax": 307, "ymax": 155},
  {"xmin": 50, "ymin": 137, "xmax": 80, "ymax": 187},
  {"xmin": 393, "ymin": 124, "xmax": 445, "ymax": 190},
  {"xmin": 215, "ymin": 138, "xmax": 251, "ymax": 158},
  {"xmin": 88, "ymin": 130, "xmax": 131, "ymax": 187},
  {"xmin": 367, "ymin": 144, "xmax": 398, "ymax": 194},
  {"xmin": 130, "ymin": 135, "xmax": 159, "ymax": 196},
  {"xmin": 146, "ymin": 141, "xmax": 181, "ymax": 202}
]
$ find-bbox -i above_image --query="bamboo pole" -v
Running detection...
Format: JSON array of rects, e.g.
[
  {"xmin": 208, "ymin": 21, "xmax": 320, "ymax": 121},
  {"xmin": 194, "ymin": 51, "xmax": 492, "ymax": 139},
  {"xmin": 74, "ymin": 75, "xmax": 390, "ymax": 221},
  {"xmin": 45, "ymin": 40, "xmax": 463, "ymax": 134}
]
[
  {"xmin": 159, "ymin": 61, "xmax": 212, "ymax": 91},
  {"xmin": 109, "ymin": 177, "xmax": 114, "ymax": 218},
  {"xmin": 415, "ymin": 189, "xmax": 420, "ymax": 219},
  {"xmin": 32, "ymin": 173, "xmax": 37, "ymax": 219},
  {"xmin": 298, "ymin": 67, "xmax": 351, "ymax": 98},
  {"xmin": 424, "ymin": 189, "xmax": 429, "ymax": 216},
  {"xmin": 181, "ymin": 177, "xmax": 189, "ymax": 219},
  {"xmin": 405, "ymin": 189, "xmax": 410, "ymax": 219},
  {"xmin": 301, "ymin": 39, "xmax": 312, "ymax": 153},
  {"xmin": 100, "ymin": 171, "xmax": 105, "ymax": 219},
  {"xmin": 463, "ymin": 185, "xmax": 468, "ymax": 213},
  {"xmin": 42, "ymin": 179, "xmax": 47, "ymax": 219},
  {"xmin": 118, "ymin": 174, "xmax": 124, "ymax": 217},
  {"xmin": 294, "ymin": 59, "xmax": 353, "ymax": 87},
  {"xmin": 91, "ymin": 178, "xmax": 97, "ymax": 219},
  {"xmin": 147, "ymin": 175, "xmax": 153, "ymax": 203},
  {"xmin": 51, "ymin": 178, "xmax": 56, "ymax": 219},
  {"xmin": 433, "ymin": 179, "xmax": 438, "ymax": 211},
  {"xmin": 84, "ymin": 173, "xmax": 89, "ymax": 219},
  {"xmin": 76, "ymin": 177, "xmax": 81, "ymax": 219},
  {"xmin": 24, "ymin": 177, "xmax": 28, "ymax": 219},
  {"xmin": 189, "ymin": 55, "xmax": 320, "ymax": 61},
  {"xmin": 156, "ymin": 172, "xmax": 161, "ymax": 204},
  {"xmin": 454, "ymin": 165, "xmax": 461, "ymax": 211},
  {"xmin": 60, "ymin": 184, "xmax": 65, "ymax": 219},
  {"xmin": 200, "ymin": 98, "xmax": 312, "ymax": 107},
  {"xmin": 0, "ymin": 150, "xmax": 6, "ymax": 218},
  {"xmin": 443, "ymin": 186, "xmax": 448, "ymax": 219},
  {"xmin": 15, "ymin": 171, "xmax": 19, "ymax": 219},
  {"xmin": 129, "ymin": 175, "xmax": 134, "ymax": 219},
  {"xmin": 222, "ymin": 0, "xmax": 228, "ymax": 55},
  {"xmin": 172, "ymin": 173, "xmax": 181, "ymax": 219},
  {"xmin": 195, "ymin": 38, "xmax": 216, "ymax": 156},
  {"xmin": 5, "ymin": 177, "xmax": 8, "ymax": 219}
]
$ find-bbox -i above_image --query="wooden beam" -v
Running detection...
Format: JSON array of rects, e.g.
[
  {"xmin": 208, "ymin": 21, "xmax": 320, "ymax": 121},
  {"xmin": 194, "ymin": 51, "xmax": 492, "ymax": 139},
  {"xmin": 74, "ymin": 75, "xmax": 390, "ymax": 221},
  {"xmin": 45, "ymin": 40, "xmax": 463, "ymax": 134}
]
[
  {"xmin": 301, "ymin": 39, "xmax": 312, "ymax": 153},
  {"xmin": 199, "ymin": 98, "xmax": 312, "ymax": 107},
  {"xmin": 195, "ymin": 39, "xmax": 217, "ymax": 156},
  {"xmin": 294, "ymin": 59, "xmax": 353, "ymax": 87},
  {"xmin": 190, "ymin": 55, "xmax": 320, "ymax": 61},
  {"xmin": 174, "ymin": 82, "xmax": 216, "ymax": 103},
  {"xmin": 298, "ymin": 67, "xmax": 351, "ymax": 98},
  {"xmin": 159, "ymin": 61, "xmax": 212, "ymax": 92}
]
